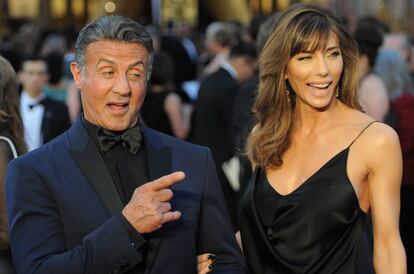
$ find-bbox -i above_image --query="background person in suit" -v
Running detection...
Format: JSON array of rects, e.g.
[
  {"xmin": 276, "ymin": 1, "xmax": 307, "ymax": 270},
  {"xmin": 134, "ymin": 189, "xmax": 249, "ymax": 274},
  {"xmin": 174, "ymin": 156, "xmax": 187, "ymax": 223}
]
[
  {"xmin": 18, "ymin": 55, "xmax": 71, "ymax": 151},
  {"xmin": 6, "ymin": 15, "xmax": 246, "ymax": 274},
  {"xmin": 191, "ymin": 42, "xmax": 257, "ymax": 229}
]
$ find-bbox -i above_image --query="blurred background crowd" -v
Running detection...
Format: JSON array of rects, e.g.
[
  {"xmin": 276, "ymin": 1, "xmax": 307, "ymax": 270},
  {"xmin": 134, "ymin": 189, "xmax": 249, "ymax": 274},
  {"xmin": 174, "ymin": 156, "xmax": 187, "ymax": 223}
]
[{"xmin": 1, "ymin": 0, "xmax": 414, "ymax": 273}]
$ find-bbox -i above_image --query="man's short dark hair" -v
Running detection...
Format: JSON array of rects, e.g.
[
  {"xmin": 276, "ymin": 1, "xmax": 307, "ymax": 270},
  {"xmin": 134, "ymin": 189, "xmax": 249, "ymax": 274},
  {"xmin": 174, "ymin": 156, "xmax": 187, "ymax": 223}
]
[
  {"xmin": 74, "ymin": 15, "xmax": 154, "ymax": 80},
  {"xmin": 229, "ymin": 42, "xmax": 257, "ymax": 61},
  {"xmin": 19, "ymin": 54, "xmax": 47, "ymax": 72}
]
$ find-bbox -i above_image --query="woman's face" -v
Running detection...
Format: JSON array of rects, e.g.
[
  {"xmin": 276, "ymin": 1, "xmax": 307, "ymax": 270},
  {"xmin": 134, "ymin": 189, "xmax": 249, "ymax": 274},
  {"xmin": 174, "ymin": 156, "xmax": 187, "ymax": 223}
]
[{"xmin": 285, "ymin": 31, "xmax": 344, "ymax": 110}]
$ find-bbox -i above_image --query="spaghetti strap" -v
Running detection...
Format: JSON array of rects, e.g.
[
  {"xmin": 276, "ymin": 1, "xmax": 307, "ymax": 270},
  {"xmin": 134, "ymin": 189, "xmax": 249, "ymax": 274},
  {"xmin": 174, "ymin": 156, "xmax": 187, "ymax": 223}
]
[
  {"xmin": 0, "ymin": 136, "xmax": 18, "ymax": 159},
  {"xmin": 349, "ymin": 121, "xmax": 378, "ymax": 147}
]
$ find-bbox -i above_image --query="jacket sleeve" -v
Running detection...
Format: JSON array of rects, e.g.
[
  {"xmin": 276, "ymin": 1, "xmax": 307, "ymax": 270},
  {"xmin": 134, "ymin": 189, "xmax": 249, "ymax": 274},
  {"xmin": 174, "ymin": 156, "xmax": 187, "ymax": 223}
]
[
  {"xmin": 197, "ymin": 148, "xmax": 248, "ymax": 273},
  {"xmin": 6, "ymin": 158, "xmax": 143, "ymax": 274}
]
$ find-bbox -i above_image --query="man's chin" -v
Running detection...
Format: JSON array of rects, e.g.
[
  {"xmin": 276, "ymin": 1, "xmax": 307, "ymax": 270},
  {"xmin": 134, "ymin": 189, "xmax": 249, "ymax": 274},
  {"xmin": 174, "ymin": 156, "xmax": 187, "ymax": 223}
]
[{"xmin": 103, "ymin": 119, "xmax": 138, "ymax": 132}]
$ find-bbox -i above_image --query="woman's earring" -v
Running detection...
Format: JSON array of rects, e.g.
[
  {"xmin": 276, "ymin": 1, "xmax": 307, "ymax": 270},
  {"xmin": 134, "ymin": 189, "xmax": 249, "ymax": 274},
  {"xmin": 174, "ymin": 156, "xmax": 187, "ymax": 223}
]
[
  {"xmin": 286, "ymin": 89, "xmax": 291, "ymax": 102},
  {"xmin": 336, "ymin": 86, "xmax": 340, "ymax": 98}
]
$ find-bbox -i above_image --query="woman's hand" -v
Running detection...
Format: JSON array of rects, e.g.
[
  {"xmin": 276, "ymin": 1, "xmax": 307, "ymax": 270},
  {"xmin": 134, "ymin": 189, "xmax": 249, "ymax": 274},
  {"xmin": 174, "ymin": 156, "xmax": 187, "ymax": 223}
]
[{"xmin": 197, "ymin": 253, "xmax": 216, "ymax": 274}]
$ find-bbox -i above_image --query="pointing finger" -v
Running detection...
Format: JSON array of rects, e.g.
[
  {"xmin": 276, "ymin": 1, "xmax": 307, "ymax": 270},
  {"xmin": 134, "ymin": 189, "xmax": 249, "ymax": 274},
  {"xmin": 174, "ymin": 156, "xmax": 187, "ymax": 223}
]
[{"xmin": 150, "ymin": 171, "xmax": 185, "ymax": 191}]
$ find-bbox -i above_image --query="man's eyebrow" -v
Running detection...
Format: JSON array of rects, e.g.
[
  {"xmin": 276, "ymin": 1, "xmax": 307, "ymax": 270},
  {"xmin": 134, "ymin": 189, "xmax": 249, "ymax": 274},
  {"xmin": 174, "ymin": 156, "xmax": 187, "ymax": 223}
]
[
  {"xmin": 96, "ymin": 58, "xmax": 115, "ymax": 68},
  {"xmin": 128, "ymin": 60, "xmax": 145, "ymax": 69},
  {"xmin": 95, "ymin": 58, "xmax": 145, "ymax": 69}
]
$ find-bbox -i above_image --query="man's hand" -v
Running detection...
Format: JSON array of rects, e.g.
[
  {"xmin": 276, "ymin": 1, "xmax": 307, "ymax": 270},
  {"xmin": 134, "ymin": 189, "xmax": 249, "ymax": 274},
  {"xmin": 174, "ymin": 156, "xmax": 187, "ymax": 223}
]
[{"xmin": 122, "ymin": 171, "xmax": 185, "ymax": 233}]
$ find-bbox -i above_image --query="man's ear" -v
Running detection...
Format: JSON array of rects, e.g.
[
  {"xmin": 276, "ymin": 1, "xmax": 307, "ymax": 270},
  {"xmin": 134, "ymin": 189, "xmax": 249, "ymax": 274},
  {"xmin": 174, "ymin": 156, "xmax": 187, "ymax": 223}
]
[
  {"xmin": 44, "ymin": 73, "xmax": 50, "ymax": 83},
  {"xmin": 17, "ymin": 71, "xmax": 24, "ymax": 84},
  {"xmin": 70, "ymin": 62, "xmax": 82, "ymax": 89}
]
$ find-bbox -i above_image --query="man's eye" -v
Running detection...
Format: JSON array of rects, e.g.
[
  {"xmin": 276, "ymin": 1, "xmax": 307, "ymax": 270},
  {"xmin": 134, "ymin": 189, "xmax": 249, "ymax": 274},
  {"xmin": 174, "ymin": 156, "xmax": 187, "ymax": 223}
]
[
  {"xmin": 103, "ymin": 71, "xmax": 114, "ymax": 75},
  {"xmin": 129, "ymin": 73, "xmax": 142, "ymax": 80}
]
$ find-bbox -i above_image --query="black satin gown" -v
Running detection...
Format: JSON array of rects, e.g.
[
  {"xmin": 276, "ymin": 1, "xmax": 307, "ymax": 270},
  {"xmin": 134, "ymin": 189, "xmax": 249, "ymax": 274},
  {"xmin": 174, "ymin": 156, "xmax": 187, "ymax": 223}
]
[{"xmin": 240, "ymin": 147, "xmax": 375, "ymax": 274}]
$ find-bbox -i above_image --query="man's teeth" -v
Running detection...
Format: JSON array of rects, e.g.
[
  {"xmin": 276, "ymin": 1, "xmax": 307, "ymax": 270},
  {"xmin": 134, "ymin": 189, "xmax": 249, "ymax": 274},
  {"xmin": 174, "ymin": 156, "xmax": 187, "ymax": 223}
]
[{"xmin": 308, "ymin": 83, "xmax": 330, "ymax": 89}]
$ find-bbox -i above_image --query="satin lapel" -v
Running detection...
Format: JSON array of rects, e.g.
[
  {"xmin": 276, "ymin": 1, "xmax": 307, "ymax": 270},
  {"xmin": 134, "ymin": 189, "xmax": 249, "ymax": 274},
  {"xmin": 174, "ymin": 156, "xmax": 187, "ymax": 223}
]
[
  {"xmin": 142, "ymin": 127, "xmax": 172, "ymax": 274},
  {"xmin": 68, "ymin": 119, "xmax": 123, "ymax": 215}
]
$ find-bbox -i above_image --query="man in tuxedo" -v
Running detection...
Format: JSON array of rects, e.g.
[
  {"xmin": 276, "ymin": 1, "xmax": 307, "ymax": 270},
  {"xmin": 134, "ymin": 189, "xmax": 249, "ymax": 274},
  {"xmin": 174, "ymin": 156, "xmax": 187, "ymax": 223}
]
[
  {"xmin": 191, "ymin": 43, "xmax": 257, "ymax": 228},
  {"xmin": 18, "ymin": 55, "xmax": 71, "ymax": 151},
  {"xmin": 6, "ymin": 16, "xmax": 246, "ymax": 274}
]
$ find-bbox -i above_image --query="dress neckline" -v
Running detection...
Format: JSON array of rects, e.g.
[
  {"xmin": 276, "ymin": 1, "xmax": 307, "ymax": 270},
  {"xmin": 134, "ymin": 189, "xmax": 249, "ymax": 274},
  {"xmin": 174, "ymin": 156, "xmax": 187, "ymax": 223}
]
[
  {"xmin": 264, "ymin": 147, "xmax": 349, "ymax": 197},
  {"xmin": 264, "ymin": 120, "xmax": 378, "ymax": 197}
]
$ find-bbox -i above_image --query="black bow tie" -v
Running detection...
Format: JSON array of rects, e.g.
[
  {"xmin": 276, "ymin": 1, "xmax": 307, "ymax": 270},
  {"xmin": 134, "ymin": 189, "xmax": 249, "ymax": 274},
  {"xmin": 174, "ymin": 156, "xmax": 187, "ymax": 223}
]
[
  {"xmin": 28, "ymin": 99, "xmax": 45, "ymax": 109},
  {"xmin": 96, "ymin": 126, "xmax": 142, "ymax": 154}
]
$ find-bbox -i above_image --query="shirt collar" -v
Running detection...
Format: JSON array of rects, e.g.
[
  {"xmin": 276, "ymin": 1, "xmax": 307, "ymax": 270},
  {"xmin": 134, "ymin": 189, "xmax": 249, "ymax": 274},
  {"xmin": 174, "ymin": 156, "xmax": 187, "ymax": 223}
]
[
  {"xmin": 21, "ymin": 91, "xmax": 46, "ymax": 107},
  {"xmin": 220, "ymin": 62, "xmax": 238, "ymax": 80}
]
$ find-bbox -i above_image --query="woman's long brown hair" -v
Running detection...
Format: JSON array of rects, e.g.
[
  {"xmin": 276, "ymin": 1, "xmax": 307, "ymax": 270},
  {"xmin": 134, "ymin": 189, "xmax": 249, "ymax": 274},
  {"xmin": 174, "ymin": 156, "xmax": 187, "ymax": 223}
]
[
  {"xmin": 246, "ymin": 4, "xmax": 360, "ymax": 169},
  {"xmin": 0, "ymin": 55, "xmax": 27, "ymax": 155}
]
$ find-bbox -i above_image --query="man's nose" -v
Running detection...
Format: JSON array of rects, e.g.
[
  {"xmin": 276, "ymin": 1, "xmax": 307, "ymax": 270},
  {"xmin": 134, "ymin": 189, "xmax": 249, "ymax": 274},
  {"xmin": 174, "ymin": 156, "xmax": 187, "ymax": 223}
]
[{"xmin": 113, "ymin": 74, "xmax": 131, "ymax": 95}]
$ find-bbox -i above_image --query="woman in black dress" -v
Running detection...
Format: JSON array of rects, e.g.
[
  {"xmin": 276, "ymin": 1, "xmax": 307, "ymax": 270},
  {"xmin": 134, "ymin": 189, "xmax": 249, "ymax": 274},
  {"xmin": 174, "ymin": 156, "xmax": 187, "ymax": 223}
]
[
  {"xmin": 199, "ymin": 4, "xmax": 406, "ymax": 274},
  {"xmin": 141, "ymin": 52, "xmax": 192, "ymax": 139}
]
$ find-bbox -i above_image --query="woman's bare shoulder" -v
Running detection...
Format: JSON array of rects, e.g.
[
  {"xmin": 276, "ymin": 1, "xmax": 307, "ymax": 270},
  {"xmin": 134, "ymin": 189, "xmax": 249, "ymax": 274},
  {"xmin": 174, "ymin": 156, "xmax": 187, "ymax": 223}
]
[
  {"xmin": 363, "ymin": 122, "xmax": 399, "ymax": 146},
  {"xmin": 340, "ymin": 107, "xmax": 398, "ymax": 146},
  {"xmin": 351, "ymin": 119, "xmax": 400, "ymax": 153}
]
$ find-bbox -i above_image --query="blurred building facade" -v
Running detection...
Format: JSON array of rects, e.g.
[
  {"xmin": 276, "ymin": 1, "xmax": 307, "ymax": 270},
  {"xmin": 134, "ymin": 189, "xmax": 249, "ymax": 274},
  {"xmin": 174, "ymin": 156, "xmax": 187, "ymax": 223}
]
[{"xmin": 0, "ymin": 0, "xmax": 413, "ymax": 32}]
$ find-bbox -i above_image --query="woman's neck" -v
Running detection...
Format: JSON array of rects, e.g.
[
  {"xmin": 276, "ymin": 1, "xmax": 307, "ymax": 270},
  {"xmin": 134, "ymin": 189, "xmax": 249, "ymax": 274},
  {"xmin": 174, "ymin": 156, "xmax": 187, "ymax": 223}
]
[{"xmin": 292, "ymin": 98, "xmax": 344, "ymax": 135}]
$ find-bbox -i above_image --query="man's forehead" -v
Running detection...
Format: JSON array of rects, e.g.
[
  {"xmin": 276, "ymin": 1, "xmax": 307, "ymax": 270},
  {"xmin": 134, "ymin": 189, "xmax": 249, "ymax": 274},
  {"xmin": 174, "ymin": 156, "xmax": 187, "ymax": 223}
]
[
  {"xmin": 84, "ymin": 40, "xmax": 148, "ymax": 64},
  {"xmin": 23, "ymin": 60, "xmax": 47, "ymax": 71},
  {"xmin": 85, "ymin": 40, "xmax": 147, "ymax": 53}
]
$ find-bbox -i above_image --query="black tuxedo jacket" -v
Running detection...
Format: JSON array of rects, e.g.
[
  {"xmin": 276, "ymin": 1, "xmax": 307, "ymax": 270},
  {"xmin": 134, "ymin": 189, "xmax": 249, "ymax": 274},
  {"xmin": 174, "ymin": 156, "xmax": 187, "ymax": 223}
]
[{"xmin": 6, "ymin": 118, "xmax": 247, "ymax": 274}]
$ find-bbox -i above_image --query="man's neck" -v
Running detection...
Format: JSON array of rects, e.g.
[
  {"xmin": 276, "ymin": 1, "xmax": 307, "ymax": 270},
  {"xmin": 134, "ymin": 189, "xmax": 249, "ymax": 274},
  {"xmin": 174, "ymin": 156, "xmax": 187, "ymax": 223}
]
[{"xmin": 24, "ymin": 89, "xmax": 43, "ymax": 100}]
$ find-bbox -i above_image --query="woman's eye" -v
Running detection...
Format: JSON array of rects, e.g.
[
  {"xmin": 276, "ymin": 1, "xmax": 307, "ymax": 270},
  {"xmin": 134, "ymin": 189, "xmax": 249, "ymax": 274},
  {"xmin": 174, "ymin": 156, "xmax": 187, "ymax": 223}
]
[
  {"xmin": 328, "ymin": 51, "xmax": 341, "ymax": 58},
  {"xmin": 297, "ymin": 56, "xmax": 311, "ymax": 61}
]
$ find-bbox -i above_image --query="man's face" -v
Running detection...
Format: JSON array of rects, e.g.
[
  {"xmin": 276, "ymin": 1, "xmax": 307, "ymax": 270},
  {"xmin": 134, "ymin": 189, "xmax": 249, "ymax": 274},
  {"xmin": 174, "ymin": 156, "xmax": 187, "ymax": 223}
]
[
  {"xmin": 19, "ymin": 60, "xmax": 48, "ymax": 96},
  {"xmin": 71, "ymin": 40, "xmax": 148, "ymax": 131}
]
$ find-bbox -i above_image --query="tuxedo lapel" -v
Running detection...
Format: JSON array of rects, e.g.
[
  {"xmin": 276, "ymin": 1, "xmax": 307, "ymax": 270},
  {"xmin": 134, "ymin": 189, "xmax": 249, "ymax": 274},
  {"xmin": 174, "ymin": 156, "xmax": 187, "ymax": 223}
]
[
  {"xmin": 144, "ymin": 130, "xmax": 172, "ymax": 183},
  {"xmin": 142, "ymin": 127, "xmax": 172, "ymax": 274},
  {"xmin": 67, "ymin": 118, "xmax": 123, "ymax": 215},
  {"xmin": 68, "ymin": 122, "xmax": 172, "ymax": 272},
  {"xmin": 41, "ymin": 99, "xmax": 53, "ymax": 143}
]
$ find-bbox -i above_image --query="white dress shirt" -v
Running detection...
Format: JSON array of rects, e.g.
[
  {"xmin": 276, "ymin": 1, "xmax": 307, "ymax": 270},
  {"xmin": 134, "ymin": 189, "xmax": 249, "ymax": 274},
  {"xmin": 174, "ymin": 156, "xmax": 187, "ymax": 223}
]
[{"xmin": 20, "ymin": 91, "xmax": 45, "ymax": 151}]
